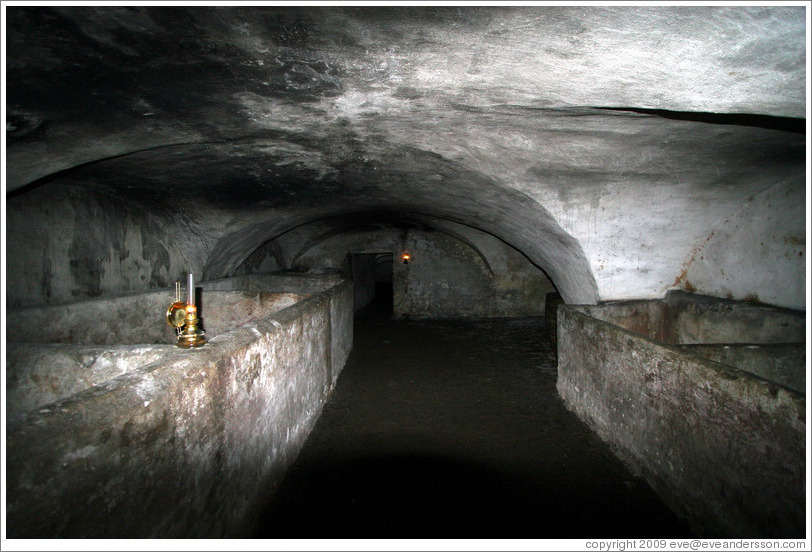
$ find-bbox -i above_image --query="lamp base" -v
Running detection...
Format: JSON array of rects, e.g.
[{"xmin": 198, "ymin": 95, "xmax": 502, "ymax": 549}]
[{"xmin": 176, "ymin": 310, "xmax": 207, "ymax": 348}]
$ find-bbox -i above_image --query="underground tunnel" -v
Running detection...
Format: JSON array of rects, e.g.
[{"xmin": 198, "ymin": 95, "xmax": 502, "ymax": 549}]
[{"xmin": 2, "ymin": 4, "xmax": 808, "ymax": 542}]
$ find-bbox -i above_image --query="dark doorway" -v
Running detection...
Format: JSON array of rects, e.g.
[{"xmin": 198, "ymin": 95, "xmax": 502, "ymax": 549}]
[{"xmin": 349, "ymin": 252, "xmax": 393, "ymax": 315}]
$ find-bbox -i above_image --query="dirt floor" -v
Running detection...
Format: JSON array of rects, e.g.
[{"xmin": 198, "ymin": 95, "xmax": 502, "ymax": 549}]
[{"xmin": 254, "ymin": 287, "xmax": 693, "ymax": 539}]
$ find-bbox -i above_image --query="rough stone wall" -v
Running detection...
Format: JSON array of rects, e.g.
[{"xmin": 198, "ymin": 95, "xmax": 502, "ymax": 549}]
[
  {"xmin": 664, "ymin": 291, "xmax": 806, "ymax": 345},
  {"xmin": 6, "ymin": 344, "xmax": 174, "ymax": 424},
  {"xmin": 676, "ymin": 344, "xmax": 805, "ymax": 394},
  {"xmin": 6, "ymin": 184, "xmax": 189, "ymax": 307},
  {"xmin": 6, "ymin": 278, "xmax": 354, "ymax": 538},
  {"xmin": 5, "ymin": 289, "xmax": 302, "ymax": 345},
  {"xmin": 204, "ymin": 272, "xmax": 353, "ymax": 387},
  {"xmin": 392, "ymin": 230, "xmax": 488, "ymax": 318},
  {"xmin": 329, "ymin": 279, "xmax": 354, "ymax": 388},
  {"xmin": 6, "ymin": 290, "xmax": 305, "ymax": 422},
  {"xmin": 393, "ymin": 229, "xmax": 555, "ymax": 319},
  {"xmin": 556, "ymin": 304, "xmax": 806, "ymax": 538},
  {"xmin": 201, "ymin": 273, "xmax": 345, "ymax": 294},
  {"xmin": 577, "ymin": 291, "xmax": 806, "ymax": 345}
]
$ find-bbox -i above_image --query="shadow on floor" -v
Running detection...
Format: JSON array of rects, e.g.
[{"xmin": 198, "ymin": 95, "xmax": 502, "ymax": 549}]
[{"xmin": 255, "ymin": 451, "xmax": 691, "ymax": 539}]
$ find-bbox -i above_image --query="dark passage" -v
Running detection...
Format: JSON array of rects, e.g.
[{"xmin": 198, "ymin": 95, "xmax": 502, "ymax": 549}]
[{"xmin": 254, "ymin": 290, "xmax": 692, "ymax": 538}]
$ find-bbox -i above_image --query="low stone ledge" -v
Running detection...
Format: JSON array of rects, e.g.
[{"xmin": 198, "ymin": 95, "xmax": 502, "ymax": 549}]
[
  {"xmin": 557, "ymin": 303, "xmax": 805, "ymax": 538},
  {"xmin": 6, "ymin": 277, "xmax": 353, "ymax": 538}
]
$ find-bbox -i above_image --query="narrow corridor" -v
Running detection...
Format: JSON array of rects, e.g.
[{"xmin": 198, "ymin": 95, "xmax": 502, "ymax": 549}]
[{"xmin": 255, "ymin": 288, "xmax": 692, "ymax": 538}]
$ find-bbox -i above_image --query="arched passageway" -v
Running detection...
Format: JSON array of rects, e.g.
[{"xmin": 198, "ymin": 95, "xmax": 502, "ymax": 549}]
[{"xmin": 4, "ymin": 5, "xmax": 805, "ymax": 541}]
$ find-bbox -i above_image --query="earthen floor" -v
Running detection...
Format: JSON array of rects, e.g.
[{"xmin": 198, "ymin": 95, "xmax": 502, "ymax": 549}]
[{"xmin": 254, "ymin": 290, "xmax": 692, "ymax": 539}]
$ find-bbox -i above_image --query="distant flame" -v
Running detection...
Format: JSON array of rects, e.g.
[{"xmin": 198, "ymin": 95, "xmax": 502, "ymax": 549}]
[{"xmin": 401, "ymin": 252, "xmax": 411, "ymax": 264}]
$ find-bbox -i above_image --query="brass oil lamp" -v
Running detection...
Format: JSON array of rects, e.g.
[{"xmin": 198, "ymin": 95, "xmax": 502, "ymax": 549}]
[{"xmin": 166, "ymin": 274, "xmax": 207, "ymax": 348}]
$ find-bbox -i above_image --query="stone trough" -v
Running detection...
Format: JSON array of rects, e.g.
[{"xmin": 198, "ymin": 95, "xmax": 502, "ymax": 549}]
[
  {"xmin": 5, "ymin": 274, "xmax": 353, "ymax": 538},
  {"xmin": 556, "ymin": 291, "xmax": 806, "ymax": 538}
]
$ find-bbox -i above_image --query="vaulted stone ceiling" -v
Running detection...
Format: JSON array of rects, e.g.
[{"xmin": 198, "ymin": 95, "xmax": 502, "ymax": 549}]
[{"xmin": 5, "ymin": 5, "xmax": 807, "ymax": 308}]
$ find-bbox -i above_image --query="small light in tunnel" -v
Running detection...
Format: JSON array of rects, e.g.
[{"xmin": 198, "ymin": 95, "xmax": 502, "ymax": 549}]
[{"xmin": 401, "ymin": 251, "xmax": 412, "ymax": 265}]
